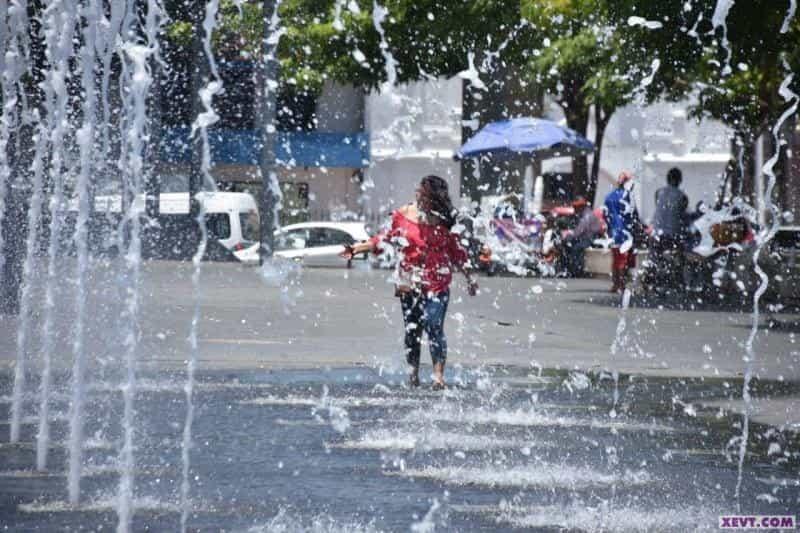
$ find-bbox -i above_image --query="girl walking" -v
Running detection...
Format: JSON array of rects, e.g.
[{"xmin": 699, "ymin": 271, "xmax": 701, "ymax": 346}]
[{"xmin": 343, "ymin": 175, "xmax": 477, "ymax": 389}]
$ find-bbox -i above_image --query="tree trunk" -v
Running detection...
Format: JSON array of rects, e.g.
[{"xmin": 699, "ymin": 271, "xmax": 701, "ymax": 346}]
[
  {"xmin": 563, "ymin": 105, "xmax": 589, "ymax": 201},
  {"xmin": 258, "ymin": 0, "xmax": 280, "ymax": 264},
  {"xmin": 731, "ymin": 132, "xmax": 757, "ymax": 205},
  {"xmin": 459, "ymin": 78, "xmax": 481, "ymax": 202},
  {"xmin": 586, "ymin": 107, "xmax": 610, "ymax": 207}
]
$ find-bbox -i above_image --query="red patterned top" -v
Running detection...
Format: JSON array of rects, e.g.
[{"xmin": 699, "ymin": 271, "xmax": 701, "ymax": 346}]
[{"xmin": 369, "ymin": 209, "xmax": 468, "ymax": 294}]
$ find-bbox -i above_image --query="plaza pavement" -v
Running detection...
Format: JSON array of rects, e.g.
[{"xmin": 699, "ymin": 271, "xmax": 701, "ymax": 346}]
[{"xmin": 0, "ymin": 259, "xmax": 798, "ymax": 429}]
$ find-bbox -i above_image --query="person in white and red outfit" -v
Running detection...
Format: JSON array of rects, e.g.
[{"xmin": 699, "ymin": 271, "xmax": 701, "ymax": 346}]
[
  {"xmin": 603, "ymin": 171, "xmax": 640, "ymax": 292},
  {"xmin": 342, "ymin": 175, "xmax": 478, "ymax": 389}
]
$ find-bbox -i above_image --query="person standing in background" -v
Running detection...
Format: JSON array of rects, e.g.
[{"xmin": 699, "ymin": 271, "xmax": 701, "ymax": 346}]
[
  {"xmin": 652, "ymin": 167, "xmax": 689, "ymax": 279},
  {"xmin": 603, "ymin": 171, "xmax": 640, "ymax": 293},
  {"xmin": 562, "ymin": 197, "xmax": 603, "ymax": 277}
]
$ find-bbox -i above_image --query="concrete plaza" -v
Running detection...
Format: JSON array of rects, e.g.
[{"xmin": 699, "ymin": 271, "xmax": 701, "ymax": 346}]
[{"xmin": 1, "ymin": 260, "xmax": 798, "ymax": 428}]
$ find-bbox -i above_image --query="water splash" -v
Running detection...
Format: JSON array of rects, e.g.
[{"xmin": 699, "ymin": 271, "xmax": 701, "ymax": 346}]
[
  {"xmin": 0, "ymin": 1, "xmax": 28, "ymax": 289},
  {"xmin": 711, "ymin": 0, "xmax": 735, "ymax": 75},
  {"xmin": 10, "ymin": 0, "xmax": 52, "ymax": 445},
  {"xmin": 250, "ymin": 508, "xmax": 383, "ymax": 533},
  {"xmin": 333, "ymin": 428, "xmax": 532, "ymax": 451},
  {"xmin": 457, "ymin": 52, "xmax": 487, "ymax": 92},
  {"xmin": 332, "ymin": 0, "xmax": 347, "ymax": 31},
  {"xmin": 410, "ymin": 497, "xmax": 447, "ymax": 533},
  {"xmin": 404, "ymin": 403, "xmax": 675, "ymax": 433},
  {"xmin": 394, "ymin": 464, "xmax": 651, "ymax": 489},
  {"xmin": 181, "ymin": 1, "xmax": 222, "ymax": 530},
  {"xmin": 781, "ymin": 0, "xmax": 797, "ymax": 33},
  {"xmin": 37, "ymin": 0, "xmax": 77, "ymax": 472},
  {"xmin": 114, "ymin": 2, "xmax": 163, "ymax": 528},
  {"xmin": 369, "ymin": 1, "xmax": 427, "ymax": 158},
  {"xmin": 19, "ymin": 496, "xmax": 180, "ymax": 515},
  {"xmin": 371, "ymin": 2, "xmax": 397, "ymax": 91},
  {"xmin": 241, "ymin": 393, "xmax": 423, "ymax": 408},
  {"xmin": 627, "ymin": 16, "xmax": 664, "ymax": 30},
  {"xmin": 491, "ymin": 502, "xmax": 715, "ymax": 532},
  {"xmin": 735, "ymin": 70, "xmax": 799, "ymax": 507}
]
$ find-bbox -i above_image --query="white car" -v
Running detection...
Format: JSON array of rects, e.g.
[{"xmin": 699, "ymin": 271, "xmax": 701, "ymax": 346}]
[{"xmin": 234, "ymin": 221, "xmax": 372, "ymax": 267}]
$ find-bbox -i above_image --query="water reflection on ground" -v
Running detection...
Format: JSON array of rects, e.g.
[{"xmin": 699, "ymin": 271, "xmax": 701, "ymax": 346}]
[{"xmin": 0, "ymin": 367, "xmax": 797, "ymax": 532}]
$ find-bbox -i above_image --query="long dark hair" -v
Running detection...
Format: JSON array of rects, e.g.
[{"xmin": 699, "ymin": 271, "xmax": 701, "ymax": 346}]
[{"xmin": 420, "ymin": 175, "xmax": 456, "ymax": 229}]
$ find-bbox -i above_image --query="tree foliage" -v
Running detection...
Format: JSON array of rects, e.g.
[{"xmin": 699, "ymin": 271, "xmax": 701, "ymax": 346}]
[
  {"xmin": 280, "ymin": 0, "xmax": 530, "ymax": 88},
  {"xmin": 520, "ymin": 0, "xmax": 648, "ymax": 201},
  {"xmin": 163, "ymin": 0, "xmax": 799, "ymax": 196},
  {"xmin": 604, "ymin": 0, "xmax": 800, "ymax": 139}
]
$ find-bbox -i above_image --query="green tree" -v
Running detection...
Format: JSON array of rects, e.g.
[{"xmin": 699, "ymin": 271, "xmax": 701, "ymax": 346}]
[
  {"xmin": 168, "ymin": 0, "xmax": 800, "ymax": 205},
  {"xmin": 165, "ymin": 0, "xmax": 326, "ymax": 129},
  {"xmin": 616, "ymin": 0, "xmax": 799, "ymax": 138},
  {"xmin": 609, "ymin": 0, "xmax": 800, "ymax": 199},
  {"xmin": 280, "ymin": 0, "xmax": 540, "ymax": 198},
  {"xmin": 280, "ymin": 0, "xmax": 529, "ymax": 87},
  {"xmin": 521, "ymin": 0, "xmax": 664, "ymax": 204}
]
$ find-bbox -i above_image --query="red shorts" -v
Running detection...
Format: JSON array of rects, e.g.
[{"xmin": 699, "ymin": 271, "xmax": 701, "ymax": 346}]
[{"xmin": 612, "ymin": 248, "xmax": 636, "ymax": 270}]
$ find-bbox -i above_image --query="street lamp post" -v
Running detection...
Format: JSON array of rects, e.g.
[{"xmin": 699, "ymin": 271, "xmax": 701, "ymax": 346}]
[
  {"xmin": 259, "ymin": 0, "xmax": 279, "ymax": 265},
  {"xmin": 188, "ymin": 2, "xmax": 207, "ymax": 223}
]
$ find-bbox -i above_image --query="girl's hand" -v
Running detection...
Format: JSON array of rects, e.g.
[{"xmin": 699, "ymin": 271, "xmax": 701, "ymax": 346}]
[{"xmin": 340, "ymin": 244, "xmax": 355, "ymax": 260}]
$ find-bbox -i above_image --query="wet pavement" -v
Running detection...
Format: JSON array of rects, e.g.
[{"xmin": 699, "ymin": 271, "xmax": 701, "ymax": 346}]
[
  {"xmin": 1, "ymin": 367, "xmax": 798, "ymax": 532},
  {"xmin": 2, "ymin": 262, "xmax": 800, "ymax": 434}
]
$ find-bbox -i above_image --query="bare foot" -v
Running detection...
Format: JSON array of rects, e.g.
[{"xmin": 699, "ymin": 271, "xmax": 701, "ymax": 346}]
[{"xmin": 432, "ymin": 361, "xmax": 446, "ymax": 390}]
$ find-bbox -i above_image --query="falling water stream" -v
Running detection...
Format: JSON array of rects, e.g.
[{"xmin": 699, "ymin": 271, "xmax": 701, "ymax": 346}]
[
  {"xmin": 99, "ymin": 0, "xmax": 126, "ymax": 166},
  {"xmin": 115, "ymin": 3, "xmax": 162, "ymax": 528},
  {"xmin": 735, "ymin": 71, "xmax": 799, "ymax": 506},
  {"xmin": 36, "ymin": 0, "xmax": 76, "ymax": 472},
  {"xmin": 63, "ymin": 0, "xmax": 99, "ymax": 484},
  {"xmin": 9, "ymin": 0, "xmax": 51, "ymax": 444},
  {"xmin": 0, "ymin": 0, "xmax": 27, "ymax": 288},
  {"xmin": 709, "ymin": 0, "xmax": 799, "ymax": 509},
  {"xmin": 180, "ymin": 1, "xmax": 221, "ymax": 530}
]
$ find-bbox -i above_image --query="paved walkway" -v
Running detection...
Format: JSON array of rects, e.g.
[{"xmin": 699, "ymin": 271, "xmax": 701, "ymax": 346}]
[{"xmin": 1, "ymin": 259, "xmax": 798, "ymax": 429}]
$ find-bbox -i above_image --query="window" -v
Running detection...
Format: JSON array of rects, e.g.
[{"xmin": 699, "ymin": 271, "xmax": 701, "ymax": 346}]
[
  {"xmin": 275, "ymin": 228, "xmax": 309, "ymax": 251},
  {"xmin": 205, "ymin": 214, "xmax": 231, "ymax": 240},
  {"xmin": 160, "ymin": 174, "xmax": 190, "ymax": 193},
  {"xmin": 239, "ymin": 210, "xmax": 260, "ymax": 245},
  {"xmin": 308, "ymin": 228, "xmax": 355, "ymax": 247},
  {"xmin": 279, "ymin": 182, "xmax": 310, "ymax": 225}
]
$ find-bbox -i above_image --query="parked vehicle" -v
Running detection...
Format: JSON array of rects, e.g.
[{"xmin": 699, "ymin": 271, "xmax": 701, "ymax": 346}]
[
  {"xmin": 234, "ymin": 221, "xmax": 371, "ymax": 267},
  {"xmin": 476, "ymin": 215, "xmax": 543, "ymax": 276},
  {"xmin": 75, "ymin": 191, "xmax": 259, "ymax": 259},
  {"xmin": 474, "ymin": 201, "xmax": 609, "ymax": 277},
  {"xmin": 636, "ymin": 202, "xmax": 759, "ymax": 298},
  {"xmin": 763, "ymin": 226, "xmax": 800, "ymax": 306}
]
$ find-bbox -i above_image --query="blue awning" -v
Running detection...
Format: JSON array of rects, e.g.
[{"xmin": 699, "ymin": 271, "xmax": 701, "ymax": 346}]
[{"xmin": 160, "ymin": 128, "xmax": 370, "ymax": 168}]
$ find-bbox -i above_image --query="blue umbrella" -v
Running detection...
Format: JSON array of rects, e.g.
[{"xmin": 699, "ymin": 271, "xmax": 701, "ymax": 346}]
[{"xmin": 455, "ymin": 117, "xmax": 594, "ymax": 160}]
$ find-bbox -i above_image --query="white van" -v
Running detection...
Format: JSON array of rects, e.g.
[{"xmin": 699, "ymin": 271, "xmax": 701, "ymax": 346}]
[{"xmin": 90, "ymin": 191, "xmax": 260, "ymax": 252}]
